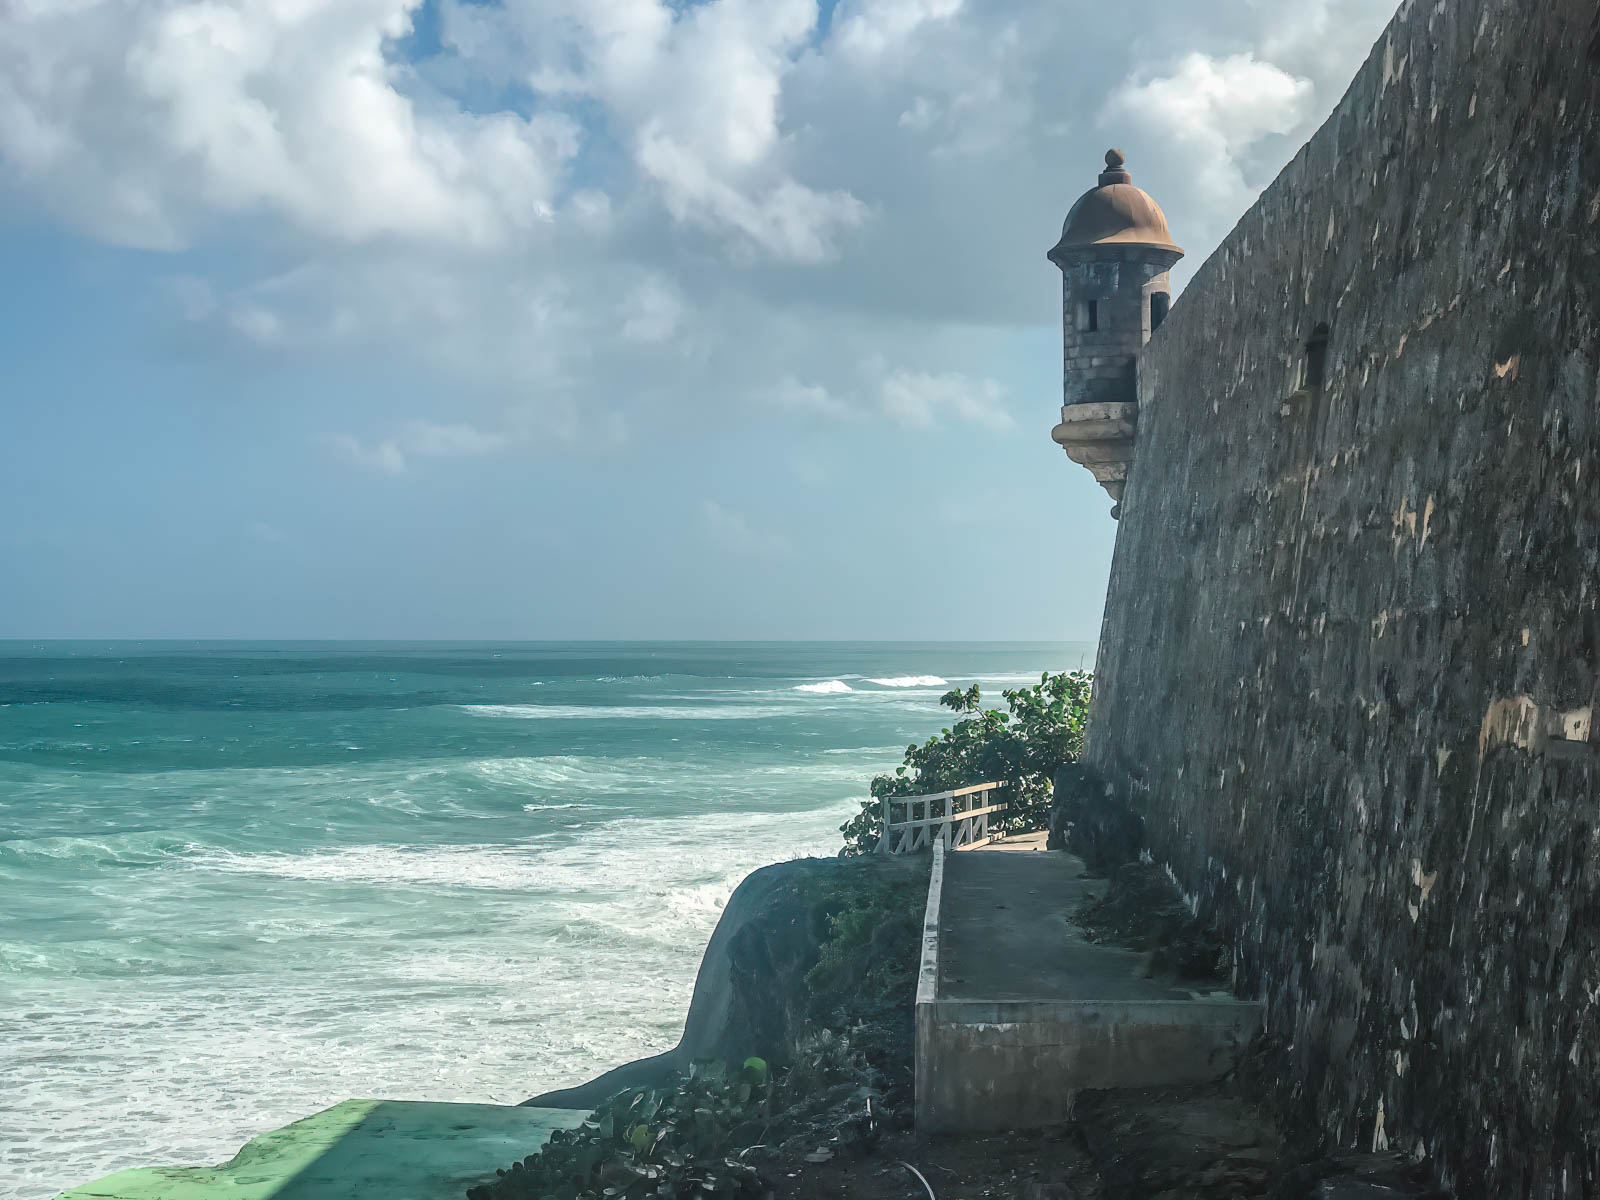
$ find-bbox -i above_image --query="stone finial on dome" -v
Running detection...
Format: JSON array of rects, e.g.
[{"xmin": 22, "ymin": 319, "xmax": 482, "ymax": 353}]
[{"xmin": 1099, "ymin": 148, "xmax": 1132, "ymax": 186}]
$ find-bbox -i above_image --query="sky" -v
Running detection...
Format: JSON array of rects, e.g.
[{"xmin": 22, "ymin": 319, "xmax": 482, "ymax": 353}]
[{"xmin": 0, "ymin": 0, "xmax": 1399, "ymax": 640}]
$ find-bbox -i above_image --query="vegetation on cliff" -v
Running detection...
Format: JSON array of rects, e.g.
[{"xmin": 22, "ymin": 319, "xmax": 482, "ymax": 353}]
[
  {"xmin": 470, "ymin": 1056, "xmax": 779, "ymax": 1200},
  {"xmin": 805, "ymin": 871, "xmax": 926, "ymax": 1013},
  {"xmin": 839, "ymin": 670, "xmax": 1092, "ymax": 855},
  {"xmin": 490, "ymin": 858, "xmax": 927, "ymax": 1199}
]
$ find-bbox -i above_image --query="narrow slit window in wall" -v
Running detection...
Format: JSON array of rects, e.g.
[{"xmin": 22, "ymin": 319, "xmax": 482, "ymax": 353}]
[
  {"xmin": 1305, "ymin": 323, "xmax": 1330, "ymax": 391},
  {"xmin": 1150, "ymin": 292, "xmax": 1170, "ymax": 332},
  {"xmin": 1084, "ymin": 300, "xmax": 1099, "ymax": 332},
  {"xmin": 1288, "ymin": 322, "xmax": 1333, "ymax": 465}
]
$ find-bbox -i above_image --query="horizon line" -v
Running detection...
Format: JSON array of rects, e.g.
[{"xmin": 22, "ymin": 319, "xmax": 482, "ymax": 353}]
[{"xmin": 0, "ymin": 636, "xmax": 1101, "ymax": 645}]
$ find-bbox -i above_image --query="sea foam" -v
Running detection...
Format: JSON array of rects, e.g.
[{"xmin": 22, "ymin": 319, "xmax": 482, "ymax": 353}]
[
  {"xmin": 458, "ymin": 703, "xmax": 806, "ymax": 720},
  {"xmin": 0, "ymin": 642, "xmax": 1078, "ymax": 1200},
  {"xmin": 4, "ymin": 800, "xmax": 859, "ymax": 1200}
]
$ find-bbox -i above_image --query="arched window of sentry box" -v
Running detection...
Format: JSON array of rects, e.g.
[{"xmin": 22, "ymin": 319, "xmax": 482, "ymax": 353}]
[{"xmin": 1149, "ymin": 291, "xmax": 1170, "ymax": 334}]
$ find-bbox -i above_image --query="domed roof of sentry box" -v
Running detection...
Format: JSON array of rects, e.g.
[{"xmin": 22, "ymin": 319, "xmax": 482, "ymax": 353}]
[{"xmin": 1048, "ymin": 149, "xmax": 1183, "ymax": 264}]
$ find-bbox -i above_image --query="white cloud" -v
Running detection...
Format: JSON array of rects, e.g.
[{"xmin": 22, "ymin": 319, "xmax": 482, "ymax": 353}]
[
  {"xmin": 878, "ymin": 369, "xmax": 1011, "ymax": 431},
  {"xmin": 1256, "ymin": 0, "xmax": 1403, "ymax": 86},
  {"xmin": 228, "ymin": 305, "xmax": 286, "ymax": 345},
  {"xmin": 763, "ymin": 377, "xmax": 855, "ymax": 421},
  {"xmin": 759, "ymin": 368, "xmax": 1012, "ymax": 431},
  {"xmin": 635, "ymin": 136, "xmax": 866, "ymax": 262},
  {"xmin": 322, "ymin": 420, "xmax": 509, "ymax": 474},
  {"xmin": 833, "ymin": 0, "xmax": 964, "ymax": 59},
  {"xmin": 621, "ymin": 277, "xmax": 687, "ymax": 344},
  {"xmin": 897, "ymin": 97, "xmax": 938, "ymax": 132},
  {"xmin": 0, "ymin": 0, "xmax": 578, "ymax": 250},
  {"xmin": 699, "ymin": 499, "xmax": 794, "ymax": 558},
  {"xmin": 399, "ymin": 421, "xmax": 511, "ymax": 458},
  {"xmin": 442, "ymin": 0, "xmax": 866, "ymax": 261},
  {"xmin": 324, "ymin": 433, "xmax": 408, "ymax": 475},
  {"xmin": 1, "ymin": 0, "xmax": 1400, "ymax": 452},
  {"xmin": 1100, "ymin": 52, "xmax": 1315, "ymax": 226}
]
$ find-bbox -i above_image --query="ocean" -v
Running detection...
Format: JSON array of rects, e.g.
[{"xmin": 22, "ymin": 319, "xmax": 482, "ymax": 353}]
[{"xmin": 0, "ymin": 641, "xmax": 1091, "ymax": 1199}]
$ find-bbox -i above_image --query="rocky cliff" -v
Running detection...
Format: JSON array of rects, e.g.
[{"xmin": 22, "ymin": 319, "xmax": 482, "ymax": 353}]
[{"xmin": 525, "ymin": 855, "xmax": 926, "ymax": 1109}]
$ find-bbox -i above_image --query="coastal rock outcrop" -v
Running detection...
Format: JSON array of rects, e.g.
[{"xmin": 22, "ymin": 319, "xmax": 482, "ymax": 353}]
[{"xmin": 525, "ymin": 854, "xmax": 925, "ymax": 1109}]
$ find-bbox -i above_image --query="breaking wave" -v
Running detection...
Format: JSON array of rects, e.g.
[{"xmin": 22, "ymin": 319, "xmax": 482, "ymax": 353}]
[
  {"xmin": 2, "ymin": 641, "xmax": 1087, "ymax": 1200},
  {"xmin": 459, "ymin": 703, "xmax": 804, "ymax": 721}
]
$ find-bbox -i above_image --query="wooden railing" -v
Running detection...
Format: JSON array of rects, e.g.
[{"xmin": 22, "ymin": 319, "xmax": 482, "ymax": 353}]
[{"xmin": 877, "ymin": 781, "xmax": 1006, "ymax": 855}]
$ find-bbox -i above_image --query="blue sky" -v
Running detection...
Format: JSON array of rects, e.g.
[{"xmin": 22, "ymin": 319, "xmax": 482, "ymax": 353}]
[{"xmin": 0, "ymin": 0, "xmax": 1396, "ymax": 639}]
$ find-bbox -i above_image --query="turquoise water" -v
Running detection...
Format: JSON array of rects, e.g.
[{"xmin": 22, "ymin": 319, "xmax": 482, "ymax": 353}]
[{"xmin": 0, "ymin": 641, "xmax": 1090, "ymax": 1198}]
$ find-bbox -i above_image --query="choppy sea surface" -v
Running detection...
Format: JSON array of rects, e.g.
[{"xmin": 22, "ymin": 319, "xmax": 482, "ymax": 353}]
[{"xmin": 0, "ymin": 641, "xmax": 1090, "ymax": 1199}]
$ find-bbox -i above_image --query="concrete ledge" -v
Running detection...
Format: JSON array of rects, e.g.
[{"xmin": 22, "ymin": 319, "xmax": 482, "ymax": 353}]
[
  {"xmin": 917, "ymin": 996, "xmax": 1260, "ymax": 1133},
  {"xmin": 915, "ymin": 838, "xmax": 945, "ymax": 1008},
  {"xmin": 914, "ymin": 850, "xmax": 1262, "ymax": 1135}
]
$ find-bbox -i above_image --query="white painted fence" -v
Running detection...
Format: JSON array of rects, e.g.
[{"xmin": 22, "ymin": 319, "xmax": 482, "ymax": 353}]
[{"xmin": 876, "ymin": 781, "xmax": 1006, "ymax": 854}]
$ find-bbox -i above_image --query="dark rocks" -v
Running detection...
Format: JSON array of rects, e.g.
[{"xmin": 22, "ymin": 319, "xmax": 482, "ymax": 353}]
[
  {"xmin": 1077, "ymin": 1087, "xmax": 1443, "ymax": 1200},
  {"xmin": 1049, "ymin": 761, "xmax": 1141, "ymax": 867},
  {"xmin": 1073, "ymin": 861, "xmax": 1229, "ymax": 983},
  {"xmin": 1076, "ymin": 1087, "xmax": 1281, "ymax": 1199},
  {"xmin": 1021, "ymin": 1180, "xmax": 1081, "ymax": 1200},
  {"xmin": 1268, "ymin": 1152, "xmax": 1449, "ymax": 1200},
  {"xmin": 1316, "ymin": 1185, "xmax": 1422, "ymax": 1200}
]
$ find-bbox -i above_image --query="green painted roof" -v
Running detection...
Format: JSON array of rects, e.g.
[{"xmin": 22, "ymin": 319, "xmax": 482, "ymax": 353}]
[{"xmin": 54, "ymin": 1100, "xmax": 589, "ymax": 1200}]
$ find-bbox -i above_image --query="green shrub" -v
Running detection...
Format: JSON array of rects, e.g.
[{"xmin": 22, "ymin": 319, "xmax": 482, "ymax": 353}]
[
  {"xmin": 838, "ymin": 671, "xmax": 1092, "ymax": 856},
  {"xmin": 468, "ymin": 1057, "xmax": 773, "ymax": 1200},
  {"xmin": 805, "ymin": 874, "xmax": 926, "ymax": 1009}
]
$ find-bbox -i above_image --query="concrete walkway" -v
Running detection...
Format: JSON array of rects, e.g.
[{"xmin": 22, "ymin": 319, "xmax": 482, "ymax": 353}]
[
  {"xmin": 941, "ymin": 841, "xmax": 1206, "ymax": 1005},
  {"xmin": 916, "ymin": 840, "xmax": 1262, "ymax": 1133},
  {"xmin": 975, "ymin": 830, "xmax": 1052, "ymax": 853}
]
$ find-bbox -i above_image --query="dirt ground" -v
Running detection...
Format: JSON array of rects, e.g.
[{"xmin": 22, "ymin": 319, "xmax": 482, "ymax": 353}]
[
  {"xmin": 765, "ymin": 1121, "xmax": 1096, "ymax": 1200},
  {"xmin": 761, "ymin": 1080, "xmax": 1445, "ymax": 1200},
  {"xmin": 760, "ymin": 1080, "xmax": 1283, "ymax": 1200}
]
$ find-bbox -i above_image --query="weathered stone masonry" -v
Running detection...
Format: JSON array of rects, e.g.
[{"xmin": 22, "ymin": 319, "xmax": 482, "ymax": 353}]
[{"xmin": 1084, "ymin": 0, "xmax": 1600, "ymax": 1195}]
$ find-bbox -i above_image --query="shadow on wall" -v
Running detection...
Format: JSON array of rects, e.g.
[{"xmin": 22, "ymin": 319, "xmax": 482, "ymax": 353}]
[{"xmin": 1049, "ymin": 761, "xmax": 1142, "ymax": 870}]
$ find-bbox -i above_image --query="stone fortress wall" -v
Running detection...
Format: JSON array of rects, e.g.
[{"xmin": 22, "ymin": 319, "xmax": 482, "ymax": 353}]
[{"xmin": 1084, "ymin": 0, "xmax": 1600, "ymax": 1194}]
